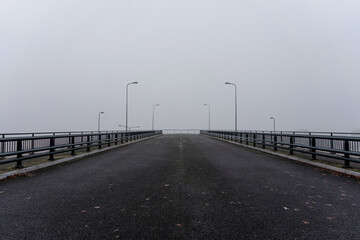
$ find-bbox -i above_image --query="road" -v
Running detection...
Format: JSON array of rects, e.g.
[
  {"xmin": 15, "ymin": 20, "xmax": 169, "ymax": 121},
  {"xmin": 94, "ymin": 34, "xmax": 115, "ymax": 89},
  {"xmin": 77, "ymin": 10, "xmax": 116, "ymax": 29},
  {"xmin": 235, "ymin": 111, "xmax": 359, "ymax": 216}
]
[{"xmin": 1, "ymin": 135, "xmax": 360, "ymax": 239}]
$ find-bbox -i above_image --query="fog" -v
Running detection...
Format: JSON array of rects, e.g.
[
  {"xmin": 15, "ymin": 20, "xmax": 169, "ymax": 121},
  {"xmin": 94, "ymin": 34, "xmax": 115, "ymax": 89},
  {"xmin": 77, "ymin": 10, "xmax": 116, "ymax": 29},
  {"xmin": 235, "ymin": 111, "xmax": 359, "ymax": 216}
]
[{"xmin": 1, "ymin": 0, "xmax": 360, "ymax": 133}]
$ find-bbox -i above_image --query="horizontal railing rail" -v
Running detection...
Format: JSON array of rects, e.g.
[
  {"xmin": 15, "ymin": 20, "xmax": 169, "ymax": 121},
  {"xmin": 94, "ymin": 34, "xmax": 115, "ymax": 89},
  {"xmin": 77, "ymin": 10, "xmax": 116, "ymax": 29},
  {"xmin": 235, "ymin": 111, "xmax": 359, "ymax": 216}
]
[
  {"xmin": 0, "ymin": 130, "xmax": 162, "ymax": 169},
  {"xmin": 0, "ymin": 130, "xmax": 124, "ymax": 138},
  {"xmin": 208, "ymin": 130, "xmax": 360, "ymax": 138},
  {"xmin": 201, "ymin": 130, "xmax": 360, "ymax": 168}
]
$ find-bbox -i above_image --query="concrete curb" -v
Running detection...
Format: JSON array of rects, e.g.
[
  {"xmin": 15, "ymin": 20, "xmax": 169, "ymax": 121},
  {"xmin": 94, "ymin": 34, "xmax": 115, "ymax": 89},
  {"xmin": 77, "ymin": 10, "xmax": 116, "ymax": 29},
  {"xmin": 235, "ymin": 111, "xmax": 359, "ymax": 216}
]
[
  {"xmin": 0, "ymin": 135, "xmax": 161, "ymax": 181},
  {"xmin": 204, "ymin": 135, "xmax": 360, "ymax": 178}
]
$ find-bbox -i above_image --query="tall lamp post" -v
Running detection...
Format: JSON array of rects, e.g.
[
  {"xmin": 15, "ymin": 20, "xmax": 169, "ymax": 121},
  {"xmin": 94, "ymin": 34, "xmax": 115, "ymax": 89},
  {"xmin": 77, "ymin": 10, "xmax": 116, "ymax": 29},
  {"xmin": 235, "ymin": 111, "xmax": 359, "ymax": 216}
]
[
  {"xmin": 225, "ymin": 82, "xmax": 238, "ymax": 132},
  {"xmin": 152, "ymin": 104, "xmax": 160, "ymax": 130},
  {"xmin": 126, "ymin": 82, "xmax": 138, "ymax": 132},
  {"xmin": 203, "ymin": 104, "xmax": 211, "ymax": 130},
  {"xmin": 98, "ymin": 112, "xmax": 104, "ymax": 132},
  {"xmin": 270, "ymin": 117, "xmax": 276, "ymax": 133}
]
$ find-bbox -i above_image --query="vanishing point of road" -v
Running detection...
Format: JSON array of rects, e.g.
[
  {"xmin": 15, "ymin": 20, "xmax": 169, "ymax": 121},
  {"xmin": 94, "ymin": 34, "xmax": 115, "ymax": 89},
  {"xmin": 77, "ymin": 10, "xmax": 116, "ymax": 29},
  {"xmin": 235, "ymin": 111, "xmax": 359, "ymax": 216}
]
[{"xmin": 1, "ymin": 135, "xmax": 360, "ymax": 239}]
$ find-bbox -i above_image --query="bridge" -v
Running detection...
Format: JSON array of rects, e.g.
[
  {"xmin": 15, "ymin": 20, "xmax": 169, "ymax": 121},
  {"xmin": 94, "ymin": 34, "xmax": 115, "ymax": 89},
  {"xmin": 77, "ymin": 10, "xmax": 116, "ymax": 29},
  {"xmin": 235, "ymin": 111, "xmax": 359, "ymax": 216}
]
[{"xmin": 1, "ymin": 130, "xmax": 360, "ymax": 239}]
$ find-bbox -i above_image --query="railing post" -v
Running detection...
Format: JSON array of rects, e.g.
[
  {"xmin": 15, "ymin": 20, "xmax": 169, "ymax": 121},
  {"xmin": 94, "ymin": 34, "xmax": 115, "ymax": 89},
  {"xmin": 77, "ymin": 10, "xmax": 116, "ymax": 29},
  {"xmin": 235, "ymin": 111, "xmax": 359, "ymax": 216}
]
[
  {"xmin": 253, "ymin": 133, "xmax": 256, "ymax": 147},
  {"xmin": 49, "ymin": 137, "xmax": 55, "ymax": 161},
  {"xmin": 121, "ymin": 133, "xmax": 124, "ymax": 144},
  {"xmin": 289, "ymin": 136, "xmax": 294, "ymax": 155},
  {"xmin": 15, "ymin": 139, "xmax": 23, "ymax": 168},
  {"xmin": 344, "ymin": 140, "xmax": 350, "ymax": 168},
  {"xmin": 246, "ymin": 133, "xmax": 249, "ymax": 145},
  {"xmin": 98, "ymin": 134, "xmax": 102, "ymax": 149},
  {"xmin": 71, "ymin": 136, "xmax": 76, "ymax": 155},
  {"xmin": 115, "ymin": 133, "xmax": 118, "ymax": 145},
  {"xmin": 262, "ymin": 134, "xmax": 265, "ymax": 149},
  {"xmin": 108, "ymin": 134, "xmax": 111, "ymax": 147},
  {"xmin": 330, "ymin": 133, "xmax": 334, "ymax": 150},
  {"xmin": 311, "ymin": 137, "xmax": 316, "ymax": 160},
  {"xmin": 30, "ymin": 133, "xmax": 35, "ymax": 155},
  {"xmin": 126, "ymin": 132, "xmax": 129, "ymax": 143},
  {"xmin": 274, "ymin": 135, "xmax": 277, "ymax": 151},
  {"xmin": 87, "ymin": 135, "xmax": 91, "ymax": 152},
  {"xmin": 1, "ymin": 134, "xmax": 5, "ymax": 159}
]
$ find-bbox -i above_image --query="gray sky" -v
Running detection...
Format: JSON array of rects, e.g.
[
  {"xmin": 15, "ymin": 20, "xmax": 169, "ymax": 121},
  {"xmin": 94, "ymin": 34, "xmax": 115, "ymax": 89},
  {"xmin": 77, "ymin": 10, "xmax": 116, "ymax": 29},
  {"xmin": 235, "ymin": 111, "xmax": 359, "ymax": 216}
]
[{"xmin": 1, "ymin": 0, "xmax": 360, "ymax": 133}]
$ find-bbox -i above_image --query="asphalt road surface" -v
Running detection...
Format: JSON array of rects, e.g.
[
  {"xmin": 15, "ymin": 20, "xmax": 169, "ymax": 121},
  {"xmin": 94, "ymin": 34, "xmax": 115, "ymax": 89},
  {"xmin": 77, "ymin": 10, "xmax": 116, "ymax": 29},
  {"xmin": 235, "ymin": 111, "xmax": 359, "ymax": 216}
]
[{"xmin": 1, "ymin": 135, "xmax": 360, "ymax": 240}]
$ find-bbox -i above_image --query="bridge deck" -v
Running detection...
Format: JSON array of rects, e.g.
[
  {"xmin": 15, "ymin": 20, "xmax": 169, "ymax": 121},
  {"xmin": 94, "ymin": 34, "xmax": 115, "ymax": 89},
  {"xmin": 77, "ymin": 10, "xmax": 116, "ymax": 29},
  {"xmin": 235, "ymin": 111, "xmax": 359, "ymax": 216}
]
[{"xmin": 1, "ymin": 135, "xmax": 360, "ymax": 239}]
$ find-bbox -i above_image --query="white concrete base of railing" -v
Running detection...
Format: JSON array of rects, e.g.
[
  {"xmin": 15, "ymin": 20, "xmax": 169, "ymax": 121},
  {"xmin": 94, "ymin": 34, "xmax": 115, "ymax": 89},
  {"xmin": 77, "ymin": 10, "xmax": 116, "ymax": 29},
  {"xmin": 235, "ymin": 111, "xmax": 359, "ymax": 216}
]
[
  {"xmin": 204, "ymin": 134, "xmax": 360, "ymax": 178},
  {"xmin": 0, "ymin": 134, "xmax": 161, "ymax": 181}
]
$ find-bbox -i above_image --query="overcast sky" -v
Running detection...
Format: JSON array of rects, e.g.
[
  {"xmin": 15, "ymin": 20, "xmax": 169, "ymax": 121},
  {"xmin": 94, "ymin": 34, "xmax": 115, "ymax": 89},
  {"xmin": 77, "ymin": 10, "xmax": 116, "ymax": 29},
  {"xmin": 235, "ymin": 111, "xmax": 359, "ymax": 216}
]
[{"xmin": 1, "ymin": 0, "xmax": 360, "ymax": 133}]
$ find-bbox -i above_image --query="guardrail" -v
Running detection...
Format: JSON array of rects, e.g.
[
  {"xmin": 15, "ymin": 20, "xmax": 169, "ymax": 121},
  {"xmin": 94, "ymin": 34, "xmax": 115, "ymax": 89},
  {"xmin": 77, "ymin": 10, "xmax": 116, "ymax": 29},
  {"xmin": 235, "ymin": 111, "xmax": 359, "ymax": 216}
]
[
  {"xmin": 201, "ymin": 130, "xmax": 360, "ymax": 168},
  {"xmin": 0, "ymin": 130, "xmax": 162, "ymax": 169}
]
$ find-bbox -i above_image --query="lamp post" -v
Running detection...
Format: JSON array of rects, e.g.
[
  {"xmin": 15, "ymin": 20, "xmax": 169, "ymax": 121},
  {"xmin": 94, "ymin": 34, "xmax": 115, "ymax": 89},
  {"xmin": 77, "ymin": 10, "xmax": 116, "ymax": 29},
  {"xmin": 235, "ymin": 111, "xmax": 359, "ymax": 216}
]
[
  {"xmin": 126, "ymin": 82, "xmax": 138, "ymax": 132},
  {"xmin": 203, "ymin": 104, "xmax": 211, "ymax": 130},
  {"xmin": 152, "ymin": 104, "xmax": 160, "ymax": 130},
  {"xmin": 98, "ymin": 112, "xmax": 104, "ymax": 132},
  {"xmin": 225, "ymin": 82, "xmax": 237, "ymax": 132},
  {"xmin": 270, "ymin": 117, "xmax": 276, "ymax": 133}
]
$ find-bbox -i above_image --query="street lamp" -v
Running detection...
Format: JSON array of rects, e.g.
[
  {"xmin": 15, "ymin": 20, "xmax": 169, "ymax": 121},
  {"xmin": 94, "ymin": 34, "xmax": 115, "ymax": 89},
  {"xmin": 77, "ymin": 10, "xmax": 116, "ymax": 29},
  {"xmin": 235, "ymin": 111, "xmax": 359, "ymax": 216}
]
[
  {"xmin": 118, "ymin": 125, "xmax": 140, "ymax": 131},
  {"xmin": 118, "ymin": 124, "xmax": 127, "ymax": 130},
  {"xmin": 225, "ymin": 82, "xmax": 238, "ymax": 132},
  {"xmin": 98, "ymin": 112, "xmax": 104, "ymax": 132},
  {"xmin": 152, "ymin": 104, "xmax": 160, "ymax": 130},
  {"xmin": 203, "ymin": 104, "xmax": 211, "ymax": 130},
  {"xmin": 270, "ymin": 117, "xmax": 276, "ymax": 133},
  {"xmin": 126, "ymin": 81, "xmax": 138, "ymax": 132}
]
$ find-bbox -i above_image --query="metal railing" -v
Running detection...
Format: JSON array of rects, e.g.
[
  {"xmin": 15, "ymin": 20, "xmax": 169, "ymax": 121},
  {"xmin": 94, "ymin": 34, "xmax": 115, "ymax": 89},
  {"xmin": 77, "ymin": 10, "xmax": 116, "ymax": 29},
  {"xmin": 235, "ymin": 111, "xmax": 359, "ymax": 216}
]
[
  {"xmin": 0, "ymin": 130, "xmax": 162, "ymax": 169},
  {"xmin": 201, "ymin": 130, "xmax": 360, "ymax": 168}
]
